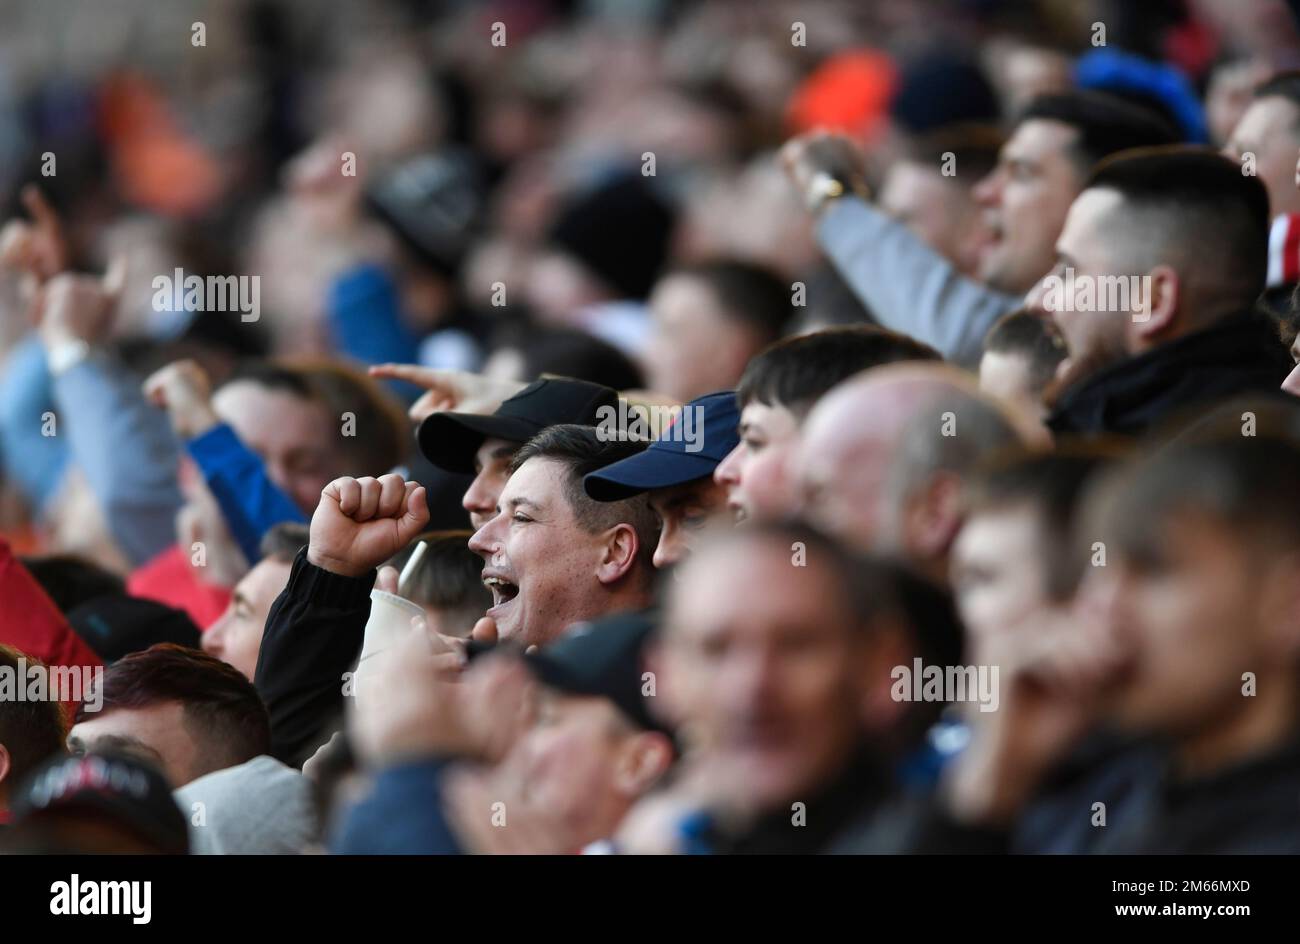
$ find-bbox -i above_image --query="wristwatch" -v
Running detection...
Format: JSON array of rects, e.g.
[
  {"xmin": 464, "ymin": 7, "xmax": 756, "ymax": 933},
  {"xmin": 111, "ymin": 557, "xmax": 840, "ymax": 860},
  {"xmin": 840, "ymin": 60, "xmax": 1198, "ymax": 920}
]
[
  {"xmin": 805, "ymin": 171, "xmax": 849, "ymax": 214},
  {"xmin": 45, "ymin": 337, "xmax": 91, "ymax": 376}
]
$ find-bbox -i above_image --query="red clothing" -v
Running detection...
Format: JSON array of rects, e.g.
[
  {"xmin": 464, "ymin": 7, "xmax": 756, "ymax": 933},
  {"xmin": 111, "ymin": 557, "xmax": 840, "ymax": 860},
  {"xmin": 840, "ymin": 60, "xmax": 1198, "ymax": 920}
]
[
  {"xmin": 127, "ymin": 544, "xmax": 232, "ymax": 630},
  {"xmin": 0, "ymin": 539, "xmax": 103, "ymax": 715}
]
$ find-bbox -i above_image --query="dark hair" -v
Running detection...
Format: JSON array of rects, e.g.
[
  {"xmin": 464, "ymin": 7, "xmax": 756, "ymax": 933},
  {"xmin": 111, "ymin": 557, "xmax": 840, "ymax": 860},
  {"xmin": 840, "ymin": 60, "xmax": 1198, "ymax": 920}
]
[
  {"xmin": 1253, "ymin": 70, "xmax": 1300, "ymax": 124},
  {"xmin": 77, "ymin": 644, "xmax": 270, "ymax": 771},
  {"xmin": 259, "ymin": 522, "xmax": 309, "ymax": 564},
  {"xmin": 1017, "ymin": 90, "xmax": 1181, "ymax": 176},
  {"xmin": 511, "ymin": 425, "xmax": 659, "ymax": 576},
  {"xmin": 982, "ymin": 309, "xmax": 1068, "ymax": 392},
  {"xmin": 389, "ymin": 531, "xmax": 492, "ymax": 634},
  {"xmin": 736, "ymin": 326, "xmax": 941, "ymax": 416},
  {"xmin": 903, "ymin": 123, "xmax": 1005, "ymax": 186},
  {"xmin": 1085, "ymin": 146, "xmax": 1270, "ymax": 303},
  {"xmin": 0, "ymin": 645, "xmax": 67, "ymax": 789},
  {"xmin": 19, "ymin": 555, "xmax": 125, "ymax": 613},
  {"xmin": 966, "ymin": 444, "xmax": 1127, "ymax": 600},
  {"xmin": 1100, "ymin": 415, "xmax": 1300, "ymax": 564},
  {"xmin": 668, "ymin": 259, "xmax": 792, "ymax": 342},
  {"xmin": 489, "ymin": 323, "xmax": 644, "ymax": 391}
]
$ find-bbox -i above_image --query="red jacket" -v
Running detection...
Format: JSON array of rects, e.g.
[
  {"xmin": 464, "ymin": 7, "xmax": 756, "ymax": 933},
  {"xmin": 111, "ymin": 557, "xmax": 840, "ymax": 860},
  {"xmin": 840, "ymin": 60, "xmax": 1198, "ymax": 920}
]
[{"xmin": 0, "ymin": 539, "xmax": 104, "ymax": 713}]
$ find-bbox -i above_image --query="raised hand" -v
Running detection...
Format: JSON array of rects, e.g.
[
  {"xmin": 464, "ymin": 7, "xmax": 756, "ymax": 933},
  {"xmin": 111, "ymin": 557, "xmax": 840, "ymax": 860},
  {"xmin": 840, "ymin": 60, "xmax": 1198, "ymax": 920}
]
[
  {"xmin": 308, "ymin": 473, "xmax": 429, "ymax": 578},
  {"xmin": 35, "ymin": 257, "xmax": 126, "ymax": 348},
  {"xmin": 368, "ymin": 363, "xmax": 525, "ymax": 422},
  {"xmin": 142, "ymin": 359, "xmax": 221, "ymax": 439}
]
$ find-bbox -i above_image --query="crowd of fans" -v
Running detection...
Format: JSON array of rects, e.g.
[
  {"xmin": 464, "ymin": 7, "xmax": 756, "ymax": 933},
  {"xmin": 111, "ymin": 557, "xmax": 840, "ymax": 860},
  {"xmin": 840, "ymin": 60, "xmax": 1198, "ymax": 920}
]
[{"xmin": 4, "ymin": 0, "xmax": 1300, "ymax": 855}]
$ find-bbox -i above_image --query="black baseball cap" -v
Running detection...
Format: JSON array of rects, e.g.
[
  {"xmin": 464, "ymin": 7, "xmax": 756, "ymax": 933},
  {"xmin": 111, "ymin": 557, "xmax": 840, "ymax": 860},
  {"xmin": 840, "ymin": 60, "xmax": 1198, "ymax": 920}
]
[
  {"xmin": 418, "ymin": 377, "xmax": 619, "ymax": 475},
  {"xmin": 525, "ymin": 610, "xmax": 671, "ymax": 737},
  {"xmin": 583, "ymin": 391, "xmax": 740, "ymax": 501},
  {"xmin": 12, "ymin": 751, "xmax": 190, "ymax": 854}
]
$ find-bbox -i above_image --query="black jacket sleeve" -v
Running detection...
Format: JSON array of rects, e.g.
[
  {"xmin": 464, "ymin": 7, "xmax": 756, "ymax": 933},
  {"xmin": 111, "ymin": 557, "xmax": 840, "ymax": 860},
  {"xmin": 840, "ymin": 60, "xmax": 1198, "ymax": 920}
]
[{"xmin": 254, "ymin": 548, "xmax": 375, "ymax": 766}]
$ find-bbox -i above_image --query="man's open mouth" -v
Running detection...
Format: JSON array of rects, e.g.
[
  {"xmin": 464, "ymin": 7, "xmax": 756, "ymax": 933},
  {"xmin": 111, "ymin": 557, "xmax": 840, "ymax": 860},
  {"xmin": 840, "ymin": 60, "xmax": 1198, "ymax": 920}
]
[{"xmin": 482, "ymin": 574, "xmax": 519, "ymax": 613}]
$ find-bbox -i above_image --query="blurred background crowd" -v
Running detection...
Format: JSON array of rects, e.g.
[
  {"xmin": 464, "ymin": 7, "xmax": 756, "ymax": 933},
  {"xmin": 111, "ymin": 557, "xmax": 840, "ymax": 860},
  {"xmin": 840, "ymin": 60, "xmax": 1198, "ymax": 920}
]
[{"xmin": 5, "ymin": 0, "xmax": 1300, "ymax": 856}]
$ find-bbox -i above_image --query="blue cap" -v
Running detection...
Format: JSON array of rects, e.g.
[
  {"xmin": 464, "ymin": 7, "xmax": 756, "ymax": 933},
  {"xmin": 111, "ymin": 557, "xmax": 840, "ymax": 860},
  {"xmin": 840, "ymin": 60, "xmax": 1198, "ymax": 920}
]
[{"xmin": 583, "ymin": 391, "xmax": 739, "ymax": 501}]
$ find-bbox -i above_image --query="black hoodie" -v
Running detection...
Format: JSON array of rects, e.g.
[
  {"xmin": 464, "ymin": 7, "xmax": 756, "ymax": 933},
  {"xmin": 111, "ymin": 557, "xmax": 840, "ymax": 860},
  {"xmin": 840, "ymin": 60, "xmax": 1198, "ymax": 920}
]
[{"xmin": 1047, "ymin": 309, "xmax": 1293, "ymax": 437}]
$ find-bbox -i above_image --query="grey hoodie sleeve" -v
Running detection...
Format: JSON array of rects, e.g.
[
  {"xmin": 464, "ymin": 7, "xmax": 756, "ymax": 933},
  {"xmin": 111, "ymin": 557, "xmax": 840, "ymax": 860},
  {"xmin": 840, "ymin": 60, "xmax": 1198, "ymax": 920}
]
[
  {"xmin": 816, "ymin": 196, "xmax": 1020, "ymax": 367},
  {"xmin": 51, "ymin": 354, "xmax": 184, "ymax": 566}
]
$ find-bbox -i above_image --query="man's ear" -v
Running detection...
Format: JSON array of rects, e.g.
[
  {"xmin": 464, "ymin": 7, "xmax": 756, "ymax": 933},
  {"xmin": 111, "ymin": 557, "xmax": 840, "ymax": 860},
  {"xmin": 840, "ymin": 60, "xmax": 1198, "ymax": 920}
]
[
  {"xmin": 596, "ymin": 522, "xmax": 640, "ymax": 585},
  {"xmin": 613, "ymin": 730, "xmax": 675, "ymax": 797},
  {"xmin": 904, "ymin": 472, "xmax": 964, "ymax": 561},
  {"xmin": 1131, "ymin": 265, "xmax": 1179, "ymax": 345},
  {"xmin": 0, "ymin": 743, "xmax": 11, "ymax": 789}
]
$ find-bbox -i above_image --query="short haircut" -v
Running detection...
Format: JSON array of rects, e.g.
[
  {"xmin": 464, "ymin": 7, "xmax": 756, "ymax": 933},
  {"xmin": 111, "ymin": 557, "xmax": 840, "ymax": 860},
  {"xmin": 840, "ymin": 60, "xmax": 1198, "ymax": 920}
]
[
  {"xmin": 903, "ymin": 123, "xmax": 1005, "ymax": 186},
  {"xmin": 389, "ymin": 531, "xmax": 492, "ymax": 632},
  {"xmin": 259, "ymin": 522, "xmax": 309, "ymax": 564},
  {"xmin": 668, "ymin": 259, "xmax": 791, "ymax": 342},
  {"xmin": 511, "ymin": 425, "xmax": 660, "ymax": 576},
  {"xmin": 76, "ymin": 643, "xmax": 270, "ymax": 772},
  {"xmin": 736, "ymin": 326, "xmax": 942, "ymax": 417},
  {"xmin": 1017, "ymin": 90, "xmax": 1181, "ymax": 176},
  {"xmin": 1253, "ymin": 70, "xmax": 1300, "ymax": 123},
  {"xmin": 965, "ymin": 444, "xmax": 1127, "ymax": 600},
  {"xmin": 983, "ymin": 309, "xmax": 1068, "ymax": 393},
  {"xmin": 1085, "ymin": 146, "xmax": 1270, "ymax": 304},
  {"xmin": 19, "ymin": 555, "xmax": 125, "ymax": 613},
  {"xmin": 0, "ymin": 645, "xmax": 67, "ymax": 789},
  {"xmin": 1099, "ymin": 403, "xmax": 1300, "ymax": 561}
]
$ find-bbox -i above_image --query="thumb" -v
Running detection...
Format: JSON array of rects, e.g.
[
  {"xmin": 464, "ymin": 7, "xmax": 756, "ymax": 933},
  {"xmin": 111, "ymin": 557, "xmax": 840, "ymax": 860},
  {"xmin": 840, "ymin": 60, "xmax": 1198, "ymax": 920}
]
[
  {"xmin": 396, "ymin": 484, "xmax": 429, "ymax": 542},
  {"xmin": 471, "ymin": 617, "xmax": 498, "ymax": 645}
]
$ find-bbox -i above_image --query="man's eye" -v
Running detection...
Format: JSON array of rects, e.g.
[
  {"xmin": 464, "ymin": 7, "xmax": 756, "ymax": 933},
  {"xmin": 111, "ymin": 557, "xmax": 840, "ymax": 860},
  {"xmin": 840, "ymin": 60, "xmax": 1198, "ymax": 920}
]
[
  {"xmin": 743, "ymin": 437, "xmax": 765, "ymax": 452},
  {"xmin": 512, "ymin": 514, "xmax": 532, "ymax": 523}
]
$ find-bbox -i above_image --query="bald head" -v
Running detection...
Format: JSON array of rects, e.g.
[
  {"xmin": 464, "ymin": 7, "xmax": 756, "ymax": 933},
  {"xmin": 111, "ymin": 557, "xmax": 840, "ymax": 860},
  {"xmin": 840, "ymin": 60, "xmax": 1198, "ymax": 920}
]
[{"xmin": 796, "ymin": 364, "xmax": 1028, "ymax": 576}]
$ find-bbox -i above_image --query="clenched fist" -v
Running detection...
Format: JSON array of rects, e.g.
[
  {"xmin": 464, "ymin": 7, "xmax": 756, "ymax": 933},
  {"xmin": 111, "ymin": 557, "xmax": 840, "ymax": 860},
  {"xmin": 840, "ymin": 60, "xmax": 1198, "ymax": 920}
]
[
  {"xmin": 143, "ymin": 359, "xmax": 221, "ymax": 440},
  {"xmin": 779, "ymin": 131, "xmax": 870, "ymax": 213},
  {"xmin": 308, "ymin": 473, "xmax": 429, "ymax": 578}
]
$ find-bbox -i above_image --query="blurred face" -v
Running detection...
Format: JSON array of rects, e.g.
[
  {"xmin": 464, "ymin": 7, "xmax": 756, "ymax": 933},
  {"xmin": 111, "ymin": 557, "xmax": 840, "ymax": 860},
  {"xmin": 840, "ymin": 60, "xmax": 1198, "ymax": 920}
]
[
  {"xmin": 1027, "ymin": 188, "xmax": 1131, "ymax": 373},
  {"xmin": 645, "ymin": 275, "xmax": 757, "ymax": 403},
  {"xmin": 713, "ymin": 402, "xmax": 800, "ymax": 523},
  {"xmin": 661, "ymin": 540, "xmax": 872, "ymax": 812},
  {"xmin": 499, "ymin": 689, "xmax": 655, "ymax": 845},
  {"xmin": 951, "ymin": 504, "xmax": 1050, "ymax": 650},
  {"xmin": 68, "ymin": 702, "xmax": 200, "ymax": 788},
  {"xmin": 979, "ymin": 350, "xmax": 1046, "ymax": 419},
  {"xmin": 201, "ymin": 558, "xmax": 292, "ymax": 679},
  {"xmin": 1224, "ymin": 96, "xmax": 1300, "ymax": 217},
  {"xmin": 213, "ymin": 382, "xmax": 341, "ymax": 515},
  {"xmin": 879, "ymin": 161, "xmax": 989, "ymax": 276},
  {"xmin": 468, "ymin": 457, "xmax": 622, "ymax": 646},
  {"xmin": 796, "ymin": 408, "xmax": 896, "ymax": 554},
  {"xmin": 463, "ymin": 438, "xmax": 518, "ymax": 531},
  {"xmin": 648, "ymin": 477, "xmax": 729, "ymax": 569},
  {"xmin": 1093, "ymin": 511, "xmax": 1282, "ymax": 735},
  {"xmin": 972, "ymin": 119, "xmax": 1084, "ymax": 294}
]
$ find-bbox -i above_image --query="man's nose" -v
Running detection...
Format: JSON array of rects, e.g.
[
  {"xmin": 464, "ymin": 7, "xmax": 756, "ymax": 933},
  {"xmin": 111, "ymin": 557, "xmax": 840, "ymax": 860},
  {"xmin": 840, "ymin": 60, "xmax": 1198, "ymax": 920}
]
[
  {"xmin": 468, "ymin": 514, "xmax": 500, "ymax": 557},
  {"xmin": 463, "ymin": 471, "xmax": 495, "ymax": 514},
  {"xmin": 714, "ymin": 444, "xmax": 742, "ymax": 487}
]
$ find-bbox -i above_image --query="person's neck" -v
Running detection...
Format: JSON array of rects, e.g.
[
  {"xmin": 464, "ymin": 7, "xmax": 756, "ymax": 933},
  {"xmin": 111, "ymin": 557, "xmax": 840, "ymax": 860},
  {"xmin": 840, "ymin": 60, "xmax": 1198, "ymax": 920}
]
[{"xmin": 1173, "ymin": 681, "xmax": 1300, "ymax": 781}]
